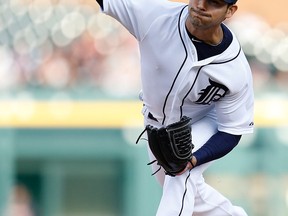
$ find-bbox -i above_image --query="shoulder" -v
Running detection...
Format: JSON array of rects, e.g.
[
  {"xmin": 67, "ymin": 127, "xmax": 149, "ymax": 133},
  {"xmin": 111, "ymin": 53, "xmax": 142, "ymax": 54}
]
[
  {"xmin": 103, "ymin": 0, "xmax": 187, "ymax": 23},
  {"xmin": 204, "ymin": 41, "xmax": 252, "ymax": 94},
  {"xmin": 104, "ymin": 0, "xmax": 186, "ymax": 10},
  {"xmin": 147, "ymin": 0, "xmax": 188, "ymax": 18}
]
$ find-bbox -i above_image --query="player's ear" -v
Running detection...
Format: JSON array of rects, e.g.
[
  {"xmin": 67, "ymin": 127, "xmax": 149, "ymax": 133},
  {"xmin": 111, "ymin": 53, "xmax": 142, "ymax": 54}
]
[{"xmin": 225, "ymin": 5, "xmax": 238, "ymax": 19}]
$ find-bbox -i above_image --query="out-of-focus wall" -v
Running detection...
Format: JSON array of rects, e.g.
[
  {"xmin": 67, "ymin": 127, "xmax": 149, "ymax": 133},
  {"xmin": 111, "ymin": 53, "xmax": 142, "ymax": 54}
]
[{"xmin": 236, "ymin": 0, "xmax": 288, "ymax": 26}]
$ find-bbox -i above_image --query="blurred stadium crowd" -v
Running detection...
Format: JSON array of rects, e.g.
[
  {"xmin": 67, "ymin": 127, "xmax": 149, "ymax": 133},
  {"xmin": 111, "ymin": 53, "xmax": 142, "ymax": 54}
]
[
  {"xmin": 0, "ymin": 0, "xmax": 141, "ymax": 99},
  {"xmin": 0, "ymin": 0, "xmax": 287, "ymax": 100}
]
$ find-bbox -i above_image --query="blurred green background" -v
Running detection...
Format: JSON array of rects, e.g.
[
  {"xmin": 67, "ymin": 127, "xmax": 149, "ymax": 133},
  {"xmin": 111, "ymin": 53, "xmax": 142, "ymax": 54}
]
[{"xmin": 0, "ymin": 0, "xmax": 288, "ymax": 216}]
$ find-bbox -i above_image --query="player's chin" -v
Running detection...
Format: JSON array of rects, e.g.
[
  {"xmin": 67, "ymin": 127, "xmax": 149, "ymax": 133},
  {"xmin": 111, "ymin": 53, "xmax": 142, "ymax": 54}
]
[{"xmin": 190, "ymin": 16, "xmax": 209, "ymax": 28}]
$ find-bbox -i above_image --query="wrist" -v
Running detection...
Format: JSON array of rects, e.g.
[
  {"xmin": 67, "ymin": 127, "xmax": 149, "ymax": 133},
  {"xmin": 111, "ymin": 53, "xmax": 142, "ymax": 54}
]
[{"xmin": 191, "ymin": 156, "xmax": 197, "ymax": 168}]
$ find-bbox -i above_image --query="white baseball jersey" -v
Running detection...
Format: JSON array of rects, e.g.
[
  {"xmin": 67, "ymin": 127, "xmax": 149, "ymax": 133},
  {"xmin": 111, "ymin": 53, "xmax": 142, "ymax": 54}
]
[
  {"xmin": 100, "ymin": 0, "xmax": 253, "ymax": 215},
  {"xmin": 102, "ymin": 0, "xmax": 254, "ymax": 135}
]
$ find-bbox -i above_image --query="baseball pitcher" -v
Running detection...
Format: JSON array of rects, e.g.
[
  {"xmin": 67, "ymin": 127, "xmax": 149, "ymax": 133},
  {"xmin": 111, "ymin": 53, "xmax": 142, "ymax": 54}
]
[{"xmin": 95, "ymin": 0, "xmax": 254, "ymax": 215}]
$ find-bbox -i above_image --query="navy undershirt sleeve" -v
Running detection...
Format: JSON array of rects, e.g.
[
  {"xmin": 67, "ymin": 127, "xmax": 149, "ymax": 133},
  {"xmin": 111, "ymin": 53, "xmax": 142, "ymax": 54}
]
[
  {"xmin": 193, "ymin": 131, "xmax": 241, "ymax": 167},
  {"xmin": 96, "ymin": 0, "xmax": 103, "ymax": 9}
]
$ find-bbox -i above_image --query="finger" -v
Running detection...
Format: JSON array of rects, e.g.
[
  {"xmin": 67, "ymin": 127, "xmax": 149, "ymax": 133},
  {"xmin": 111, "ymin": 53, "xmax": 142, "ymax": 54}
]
[{"xmin": 176, "ymin": 163, "xmax": 190, "ymax": 176}]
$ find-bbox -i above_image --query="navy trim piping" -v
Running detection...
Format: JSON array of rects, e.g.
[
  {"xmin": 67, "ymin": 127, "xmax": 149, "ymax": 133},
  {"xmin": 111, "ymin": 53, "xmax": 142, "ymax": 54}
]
[
  {"xmin": 161, "ymin": 5, "xmax": 188, "ymax": 125},
  {"xmin": 178, "ymin": 170, "xmax": 191, "ymax": 215},
  {"xmin": 179, "ymin": 46, "xmax": 242, "ymax": 117}
]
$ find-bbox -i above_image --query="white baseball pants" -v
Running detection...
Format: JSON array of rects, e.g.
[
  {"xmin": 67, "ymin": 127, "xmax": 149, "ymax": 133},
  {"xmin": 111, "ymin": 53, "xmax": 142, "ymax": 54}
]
[{"xmin": 146, "ymin": 116, "xmax": 248, "ymax": 216}]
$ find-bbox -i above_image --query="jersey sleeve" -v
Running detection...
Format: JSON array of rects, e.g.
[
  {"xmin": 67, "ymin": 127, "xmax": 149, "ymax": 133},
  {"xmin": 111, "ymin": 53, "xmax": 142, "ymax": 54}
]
[
  {"xmin": 101, "ymin": 0, "xmax": 170, "ymax": 40},
  {"xmin": 215, "ymin": 72, "xmax": 254, "ymax": 135},
  {"xmin": 216, "ymin": 87, "xmax": 254, "ymax": 135}
]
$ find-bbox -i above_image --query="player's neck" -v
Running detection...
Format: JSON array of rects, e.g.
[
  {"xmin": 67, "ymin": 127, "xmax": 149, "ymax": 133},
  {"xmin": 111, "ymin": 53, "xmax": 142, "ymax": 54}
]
[{"xmin": 185, "ymin": 22, "xmax": 223, "ymax": 46}]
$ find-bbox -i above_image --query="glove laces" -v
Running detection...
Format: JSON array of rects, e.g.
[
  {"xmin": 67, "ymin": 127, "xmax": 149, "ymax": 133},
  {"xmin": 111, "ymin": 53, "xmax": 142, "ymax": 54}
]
[
  {"xmin": 135, "ymin": 128, "xmax": 162, "ymax": 176},
  {"xmin": 135, "ymin": 128, "xmax": 147, "ymax": 144}
]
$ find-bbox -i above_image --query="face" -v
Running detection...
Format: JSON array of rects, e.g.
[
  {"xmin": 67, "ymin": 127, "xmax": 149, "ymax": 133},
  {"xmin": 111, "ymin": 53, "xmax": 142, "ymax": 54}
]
[{"xmin": 187, "ymin": 0, "xmax": 237, "ymax": 30}]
